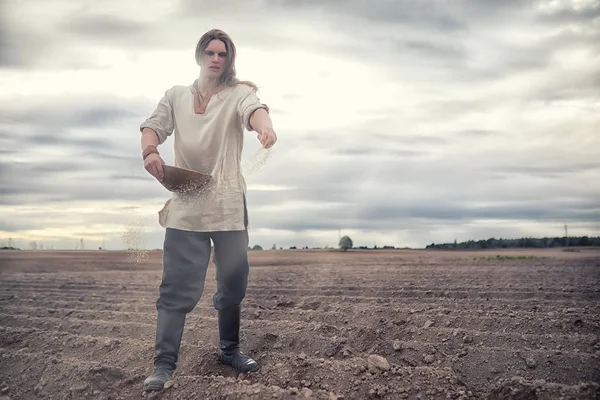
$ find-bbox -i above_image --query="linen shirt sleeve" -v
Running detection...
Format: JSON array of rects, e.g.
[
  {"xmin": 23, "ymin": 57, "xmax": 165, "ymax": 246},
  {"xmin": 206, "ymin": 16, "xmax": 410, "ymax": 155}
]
[
  {"xmin": 139, "ymin": 87, "xmax": 175, "ymax": 144},
  {"xmin": 237, "ymin": 85, "xmax": 269, "ymax": 132}
]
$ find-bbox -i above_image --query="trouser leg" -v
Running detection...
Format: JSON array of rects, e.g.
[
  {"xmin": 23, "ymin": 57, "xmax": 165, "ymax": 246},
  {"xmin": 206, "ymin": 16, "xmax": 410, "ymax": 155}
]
[
  {"xmin": 212, "ymin": 229, "xmax": 257, "ymax": 372},
  {"xmin": 211, "ymin": 229, "xmax": 250, "ymax": 311},
  {"xmin": 153, "ymin": 228, "xmax": 211, "ymax": 369},
  {"xmin": 211, "ymin": 194, "xmax": 250, "ymax": 311},
  {"xmin": 210, "ymin": 228, "xmax": 257, "ymax": 372}
]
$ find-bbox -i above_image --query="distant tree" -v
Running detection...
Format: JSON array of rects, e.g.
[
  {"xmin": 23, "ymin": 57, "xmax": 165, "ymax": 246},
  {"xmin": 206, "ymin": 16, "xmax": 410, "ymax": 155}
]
[
  {"xmin": 272, "ymin": 244, "xmax": 276, "ymax": 250},
  {"xmin": 252, "ymin": 245, "xmax": 263, "ymax": 251},
  {"xmin": 339, "ymin": 235, "xmax": 353, "ymax": 251},
  {"xmin": 426, "ymin": 236, "xmax": 600, "ymax": 249}
]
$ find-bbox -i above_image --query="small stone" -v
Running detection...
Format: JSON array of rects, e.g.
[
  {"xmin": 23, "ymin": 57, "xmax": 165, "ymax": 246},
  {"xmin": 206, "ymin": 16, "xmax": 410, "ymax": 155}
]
[
  {"xmin": 526, "ymin": 357, "xmax": 537, "ymax": 368},
  {"xmin": 423, "ymin": 355, "xmax": 435, "ymax": 364},
  {"xmin": 298, "ymin": 352, "xmax": 307, "ymax": 360},
  {"xmin": 367, "ymin": 355, "xmax": 390, "ymax": 371},
  {"xmin": 423, "ymin": 320, "xmax": 434, "ymax": 328},
  {"xmin": 392, "ymin": 340, "xmax": 403, "ymax": 351}
]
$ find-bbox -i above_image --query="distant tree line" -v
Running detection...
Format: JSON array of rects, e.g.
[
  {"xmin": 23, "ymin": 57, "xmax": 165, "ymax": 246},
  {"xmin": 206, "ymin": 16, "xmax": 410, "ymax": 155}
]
[{"xmin": 426, "ymin": 236, "xmax": 600, "ymax": 249}]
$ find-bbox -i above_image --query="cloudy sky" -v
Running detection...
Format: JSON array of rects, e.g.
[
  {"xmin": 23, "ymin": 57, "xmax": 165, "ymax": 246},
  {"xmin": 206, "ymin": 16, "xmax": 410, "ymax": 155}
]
[{"xmin": 1, "ymin": 0, "xmax": 599, "ymax": 251}]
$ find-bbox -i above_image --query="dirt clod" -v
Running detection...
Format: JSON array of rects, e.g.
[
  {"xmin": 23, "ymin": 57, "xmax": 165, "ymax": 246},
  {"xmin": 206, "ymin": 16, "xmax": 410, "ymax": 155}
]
[{"xmin": 367, "ymin": 355, "xmax": 390, "ymax": 371}]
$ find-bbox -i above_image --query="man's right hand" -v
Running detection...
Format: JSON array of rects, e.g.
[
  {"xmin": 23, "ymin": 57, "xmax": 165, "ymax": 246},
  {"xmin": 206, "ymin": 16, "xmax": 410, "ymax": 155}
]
[{"xmin": 144, "ymin": 153, "xmax": 165, "ymax": 182}]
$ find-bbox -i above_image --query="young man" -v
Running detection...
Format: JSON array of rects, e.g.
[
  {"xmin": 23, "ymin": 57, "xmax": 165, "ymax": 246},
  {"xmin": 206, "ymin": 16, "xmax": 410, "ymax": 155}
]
[{"xmin": 139, "ymin": 29, "xmax": 277, "ymax": 392}]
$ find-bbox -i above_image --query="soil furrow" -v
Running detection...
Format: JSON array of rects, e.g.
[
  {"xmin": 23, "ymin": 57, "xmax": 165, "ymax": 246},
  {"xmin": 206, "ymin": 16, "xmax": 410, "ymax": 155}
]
[
  {"xmin": 3, "ymin": 300, "xmax": 599, "ymax": 319},
  {"xmin": 2, "ymin": 300, "xmax": 599, "ymax": 338},
  {"xmin": 1, "ymin": 312, "xmax": 598, "ymax": 356},
  {"xmin": 2, "ymin": 288, "xmax": 598, "ymax": 307},
  {"xmin": 2, "ymin": 281, "xmax": 597, "ymax": 295}
]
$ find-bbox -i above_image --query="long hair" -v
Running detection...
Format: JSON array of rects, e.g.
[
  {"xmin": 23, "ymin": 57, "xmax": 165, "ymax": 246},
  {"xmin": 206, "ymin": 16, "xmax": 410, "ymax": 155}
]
[{"xmin": 195, "ymin": 29, "xmax": 257, "ymax": 90}]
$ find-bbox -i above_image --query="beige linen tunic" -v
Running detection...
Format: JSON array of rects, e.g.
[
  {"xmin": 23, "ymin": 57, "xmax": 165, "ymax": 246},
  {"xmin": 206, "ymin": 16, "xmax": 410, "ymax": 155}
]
[{"xmin": 140, "ymin": 81, "xmax": 268, "ymax": 232}]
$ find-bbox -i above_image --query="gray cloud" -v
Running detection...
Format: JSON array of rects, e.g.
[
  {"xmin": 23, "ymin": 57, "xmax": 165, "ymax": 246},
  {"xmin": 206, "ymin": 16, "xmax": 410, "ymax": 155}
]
[
  {"xmin": 497, "ymin": 162, "xmax": 600, "ymax": 178},
  {"xmin": 0, "ymin": 4, "xmax": 107, "ymax": 69},
  {"xmin": 1, "ymin": 0, "xmax": 599, "ymax": 248},
  {"xmin": 0, "ymin": 97, "xmax": 143, "ymax": 130},
  {"xmin": 60, "ymin": 14, "xmax": 152, "ymax": 42},
  {"xmin": 0, "ymin": 23, "xmax": 29, "ymax": 68},
  {"xmin": 241, "ymin": 143, "xmax": 600, "ymax": 235},
  {"xmin": 247, "ymin": 195, "xmax": 600, "ymax": 233},
  {"xmin": 0, "ymin": 158, "xmax": 162, "ymax": 206},
  {"xmin": 456, "ymin": 130, "xmax": 505, "ymax": 138},
  {"xmin": 394, "ymin": 39, "xmax": 467, "ymax": 63},
  {"xmin": 332, "ymin": 147, "xmax": 426, "ymax": 158},
  {"xmin": 0, "ymin": 94, "xmax": 158, "ymax": 206},
  {"xmin": 20, "ymin": 133, "xmax": 111, "ymax": 149},
  {"xmin": 537, "ymin": 2, "xmax": 600, "ymax": 24}
]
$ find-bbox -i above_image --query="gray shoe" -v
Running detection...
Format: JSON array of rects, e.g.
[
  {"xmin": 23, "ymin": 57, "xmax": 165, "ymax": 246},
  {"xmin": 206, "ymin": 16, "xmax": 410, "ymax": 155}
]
[
  {"xmin": 143, "ymin": 364, "xmax": 174, "ymax": 392},
  {"xmin": 217, "ymin": 305, "xmax": 260, "ymax": 373},
  {"xmin": 144, "ymin": 309, "xmax": 185, "ymax": 391},
  {"xmin": 218, "ymin": 340, "xmax": 259, "ymax": 373}
]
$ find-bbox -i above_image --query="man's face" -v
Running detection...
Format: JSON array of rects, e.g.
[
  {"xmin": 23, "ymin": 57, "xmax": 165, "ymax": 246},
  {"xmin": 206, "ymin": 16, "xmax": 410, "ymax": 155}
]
[{"xmin": 201, "ymin": 39, "xmax": 227, "ymax": 79}]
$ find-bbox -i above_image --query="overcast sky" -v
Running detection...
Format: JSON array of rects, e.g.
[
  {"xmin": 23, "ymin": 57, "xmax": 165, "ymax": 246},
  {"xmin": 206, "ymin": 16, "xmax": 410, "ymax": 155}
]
[{"xmin": 1, "ymin": 0, "xmax": 599, "ymax": 250}]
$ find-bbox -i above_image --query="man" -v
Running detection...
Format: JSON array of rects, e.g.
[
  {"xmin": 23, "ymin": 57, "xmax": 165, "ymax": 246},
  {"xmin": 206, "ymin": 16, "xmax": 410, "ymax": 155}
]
[{"xmin": 139, "ymin": 29, "xmax": 277, "ymax": 392}]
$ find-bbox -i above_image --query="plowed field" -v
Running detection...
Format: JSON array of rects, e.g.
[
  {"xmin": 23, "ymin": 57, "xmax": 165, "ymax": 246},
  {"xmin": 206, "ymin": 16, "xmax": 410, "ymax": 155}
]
[{"xmin": 1, "ymin": 248, "xmax": 599, "ymax": 399}]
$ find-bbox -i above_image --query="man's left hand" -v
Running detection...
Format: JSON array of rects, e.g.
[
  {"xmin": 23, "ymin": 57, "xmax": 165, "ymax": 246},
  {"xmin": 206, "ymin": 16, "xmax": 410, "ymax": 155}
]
[{"xmin": 257, "ymin": 127, "xmax": 277, "ymax": 149}]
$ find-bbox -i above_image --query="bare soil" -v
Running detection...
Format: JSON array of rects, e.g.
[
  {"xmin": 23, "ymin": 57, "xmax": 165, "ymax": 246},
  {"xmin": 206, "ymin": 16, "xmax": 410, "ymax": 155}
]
[{"xmin": 0, "ymin": 247, "xmax": 599, "ymax": 399}]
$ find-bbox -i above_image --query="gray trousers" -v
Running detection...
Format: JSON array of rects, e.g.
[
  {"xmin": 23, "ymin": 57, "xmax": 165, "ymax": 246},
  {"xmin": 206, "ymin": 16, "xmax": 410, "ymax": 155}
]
[
  {"xmin": 151, "ymin": 200, "xmax": 250, "ymax": 369},
  {"xmin": 156, "ymin": 227, "xmax": 250, "ymax": 313},
  {"xmin": 156, "ymin": 200, "xmax": 250, "ymax": 314}
]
